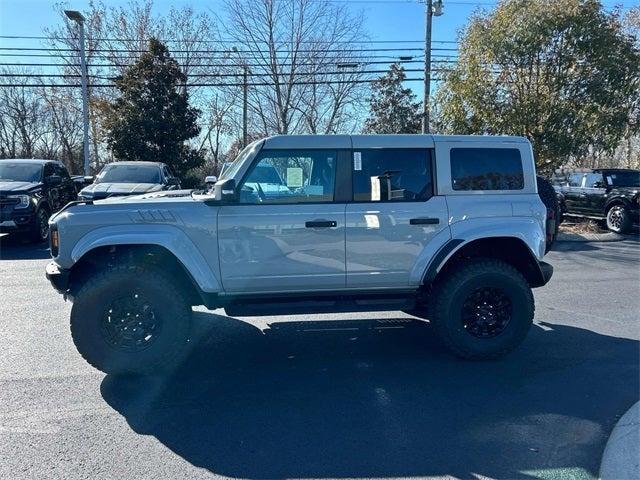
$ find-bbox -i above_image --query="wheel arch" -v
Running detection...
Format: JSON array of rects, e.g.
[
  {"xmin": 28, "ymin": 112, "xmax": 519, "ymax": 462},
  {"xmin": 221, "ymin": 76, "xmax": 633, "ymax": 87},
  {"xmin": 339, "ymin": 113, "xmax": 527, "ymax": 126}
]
[
  {"xmin": 67, "ymin": 225, "xmax": 221, "ymax": 304},
  {"xmin": 604, "ymin": 197, "xmax": 630, "ymax": 213},
  {"xmin": 424, "ymin": 236, "xmax": 548, "ymax": 288},
  {"xmin": 68, "ymin": 243, "xmax": 209, "ymax": 307}
]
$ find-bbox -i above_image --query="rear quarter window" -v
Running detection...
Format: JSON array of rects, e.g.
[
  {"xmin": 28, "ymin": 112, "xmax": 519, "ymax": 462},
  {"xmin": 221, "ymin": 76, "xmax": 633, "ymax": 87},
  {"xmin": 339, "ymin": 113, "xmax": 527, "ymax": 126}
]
[{"xmin": 451, "ymin": 148, "xmax": 524, "ymax": 191}]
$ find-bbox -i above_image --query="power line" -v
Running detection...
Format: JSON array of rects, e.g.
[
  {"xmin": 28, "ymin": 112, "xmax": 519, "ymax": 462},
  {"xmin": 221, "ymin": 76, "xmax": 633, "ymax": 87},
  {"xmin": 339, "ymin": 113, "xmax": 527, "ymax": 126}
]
[
  {"xmin": 0, "ymin": 59, "xmax": 435, "ymax": 68},
  {"xmin": 0, "ymin": 77, "xmax": 432, "ymax": 88},
  {"xmin": 0, "ymin": 34, "xmax": 459, "ymax": 44},
  {"xmin": 0, "ymin": 46, "xmax": 458, "ymax": 53}
]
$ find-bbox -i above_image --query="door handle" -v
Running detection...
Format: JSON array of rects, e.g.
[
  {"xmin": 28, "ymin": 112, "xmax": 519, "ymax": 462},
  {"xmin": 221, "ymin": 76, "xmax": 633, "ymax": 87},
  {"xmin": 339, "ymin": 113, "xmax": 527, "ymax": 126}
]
[
  {"xmin": 410, "ymin": 217, "xmax": 440, "ymax": 225},
  {"xmin": 305, "ymin": 220, "xmax": 337, "ymax": 228}
]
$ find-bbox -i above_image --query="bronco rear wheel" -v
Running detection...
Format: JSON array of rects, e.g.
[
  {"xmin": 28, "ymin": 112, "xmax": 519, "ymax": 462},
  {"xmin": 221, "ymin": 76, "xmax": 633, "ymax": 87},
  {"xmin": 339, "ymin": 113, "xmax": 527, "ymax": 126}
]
[
  {"xmin": 429, "ymin": 258, "xmax": 534, "ymax": 360},
  {"xmin": 70, "ymin": 264, "xmax": 192, "ymax": 375}
]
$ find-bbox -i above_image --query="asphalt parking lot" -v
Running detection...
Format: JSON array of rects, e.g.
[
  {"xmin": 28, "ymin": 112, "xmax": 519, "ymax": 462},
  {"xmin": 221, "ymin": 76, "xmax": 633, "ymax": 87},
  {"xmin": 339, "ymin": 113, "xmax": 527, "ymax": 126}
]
[{"xmin": 0, "ymin": 234, "xmax": 638, "ymax": 480}]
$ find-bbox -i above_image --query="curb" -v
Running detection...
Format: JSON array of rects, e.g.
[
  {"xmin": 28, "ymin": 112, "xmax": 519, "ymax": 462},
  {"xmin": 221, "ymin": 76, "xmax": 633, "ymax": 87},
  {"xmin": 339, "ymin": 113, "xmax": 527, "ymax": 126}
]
[
  {"xmin": 600, "ymin": 401, "xmax": 640, "ymax": 480},
  {"xmin": 556, "ymin": 232, "xmax": 625, "ymax": 242}
]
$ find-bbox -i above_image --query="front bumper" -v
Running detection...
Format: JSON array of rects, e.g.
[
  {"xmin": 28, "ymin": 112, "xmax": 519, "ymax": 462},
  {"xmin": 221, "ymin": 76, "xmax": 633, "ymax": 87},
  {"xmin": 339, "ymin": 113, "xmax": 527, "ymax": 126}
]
[
  {"xmin": 46, "ymin": 261, "xmax": 70, "ymax": 294},
  {"xmin": 0, "ymin": 212, "xmax": 35, "ymax": 233}
]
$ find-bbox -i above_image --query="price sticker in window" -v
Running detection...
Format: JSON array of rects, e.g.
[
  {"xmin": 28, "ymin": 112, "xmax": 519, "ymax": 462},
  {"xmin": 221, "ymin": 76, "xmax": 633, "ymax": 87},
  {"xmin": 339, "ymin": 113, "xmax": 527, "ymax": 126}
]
[
  {"xmin": 286, "ymin": 167, "xmax": 303, "ymax": 187},
  {"xmin": 353, "ymin": 152, "xmax": 362, "ymax": 171}
]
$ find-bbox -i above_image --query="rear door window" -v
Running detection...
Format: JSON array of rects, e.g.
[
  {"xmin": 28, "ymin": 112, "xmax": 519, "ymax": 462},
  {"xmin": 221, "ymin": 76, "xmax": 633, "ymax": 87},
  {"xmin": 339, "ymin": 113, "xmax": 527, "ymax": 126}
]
[
  {"xmin": 352, "ymin": 149, "xmax": 433, "ymax": 202},
  {"xmin": 450, "ymin": 148, "xmax": 523, "ymax": 191},
  {"xmin": 568, "ymin": 173, "xmax": 585, "ymax": 187}
]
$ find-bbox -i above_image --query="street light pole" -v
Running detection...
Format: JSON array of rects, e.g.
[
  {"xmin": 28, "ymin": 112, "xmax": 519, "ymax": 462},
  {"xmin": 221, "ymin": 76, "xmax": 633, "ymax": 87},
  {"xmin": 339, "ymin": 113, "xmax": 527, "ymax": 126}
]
[
  {"xmin": 422, "ymin": 0, "xmax": 443, "ymax": 134},
  {"xmin": 65, "ymin": 10, "xmax": 90, "ymax": 175}
]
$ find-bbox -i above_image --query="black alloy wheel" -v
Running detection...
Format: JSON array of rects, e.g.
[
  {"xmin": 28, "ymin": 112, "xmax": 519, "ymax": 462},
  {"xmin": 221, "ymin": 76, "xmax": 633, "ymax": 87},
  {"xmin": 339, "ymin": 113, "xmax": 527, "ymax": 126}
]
[
  {"xmin": 461, "ymin": 286, "xmax": 513, "ymax": 338},
  {"xmin": 100, "ymin": 291, "xmax": 162, "ymax": 351}
]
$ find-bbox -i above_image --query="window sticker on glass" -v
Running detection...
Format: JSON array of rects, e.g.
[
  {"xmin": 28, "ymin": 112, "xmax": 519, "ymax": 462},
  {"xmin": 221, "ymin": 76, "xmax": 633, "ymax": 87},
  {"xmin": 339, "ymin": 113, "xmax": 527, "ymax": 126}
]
[
  {"xmin": 286, "ymin": 167, "xmax": 303, "ymax": 187},
  {"xmin": 354, "ymin": 152, "xmax": 362, "ymax": 171}
]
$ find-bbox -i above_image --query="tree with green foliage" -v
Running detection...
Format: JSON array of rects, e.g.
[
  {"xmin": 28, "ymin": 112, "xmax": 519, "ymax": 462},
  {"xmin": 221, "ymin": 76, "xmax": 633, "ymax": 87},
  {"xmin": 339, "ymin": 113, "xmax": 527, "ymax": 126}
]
[
  {"xmin": 434, "ymin": 0, "xmax": 640, "ymax": 172},
  {"xmin": 103, "ymin": 38, "xmax": 204, "ymax": 178},
  {"xmin": 364, "ymin": 64, "xmax": 422, "ymax": 134}
]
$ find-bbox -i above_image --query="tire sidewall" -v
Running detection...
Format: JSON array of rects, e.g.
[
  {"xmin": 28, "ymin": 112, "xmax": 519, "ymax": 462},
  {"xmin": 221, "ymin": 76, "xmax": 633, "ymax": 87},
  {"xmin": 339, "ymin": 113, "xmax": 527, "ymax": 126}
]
[
  {"xmin": 29, "ymin": 207, "xmax": 50, "ymax": 243},
  {"xmin": 606, "ymin": 205, "xmax": 630, "ymax": 233},
  {"xmin": 439, "ymin": 270, "xmax": 533, "ymax": 356},
  {"xmin": 71, "ymin": 268, "xmax": 190, "ymax": 375}
]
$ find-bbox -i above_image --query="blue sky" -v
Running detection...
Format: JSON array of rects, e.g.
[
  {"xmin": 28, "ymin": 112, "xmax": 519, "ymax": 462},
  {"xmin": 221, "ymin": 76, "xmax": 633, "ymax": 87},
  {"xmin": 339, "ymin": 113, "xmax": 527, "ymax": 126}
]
[{"xmin": 0, "ymin": 0, "xmax": 638, "ymax": 98}]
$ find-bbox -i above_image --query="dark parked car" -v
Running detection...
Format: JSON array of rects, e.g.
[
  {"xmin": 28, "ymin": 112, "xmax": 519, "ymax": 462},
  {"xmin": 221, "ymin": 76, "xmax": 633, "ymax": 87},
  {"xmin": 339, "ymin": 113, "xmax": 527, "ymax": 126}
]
[
  {"xmin": 0, "ymin": 159, "xmax": 77, "ymax": 242},
  {"xmin": 553, "ymin": 168, "xmax": 640, "ymax": 233},
  {"xmin": 77, "ymin": 161, "xmax": 180, "ymax": 201}
]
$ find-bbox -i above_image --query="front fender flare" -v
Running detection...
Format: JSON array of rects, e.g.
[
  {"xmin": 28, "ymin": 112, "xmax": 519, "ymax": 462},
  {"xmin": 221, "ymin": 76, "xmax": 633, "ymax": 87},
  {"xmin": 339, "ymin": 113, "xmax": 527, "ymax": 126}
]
[{"xmin": 70, "ymin": 224, "xmax": 221, "ymax": 293}]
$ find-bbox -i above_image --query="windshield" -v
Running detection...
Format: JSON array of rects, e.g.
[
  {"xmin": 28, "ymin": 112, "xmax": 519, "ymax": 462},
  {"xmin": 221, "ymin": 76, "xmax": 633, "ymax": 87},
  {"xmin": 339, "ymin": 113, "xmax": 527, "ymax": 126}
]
[
  {"xmin": 605, "ymin": 171, "xmax": 640, "ymax": 187},
  {"xmin": 0, "ymin": 162, "xmax": 43, "ymax": 183},
  {"xmin": 96, "ymin": 164, "xmax": 162, "ymax": 184},
  {"xmin": 219, "ymin": 140, "xmax": 263, "ymax": 181}
]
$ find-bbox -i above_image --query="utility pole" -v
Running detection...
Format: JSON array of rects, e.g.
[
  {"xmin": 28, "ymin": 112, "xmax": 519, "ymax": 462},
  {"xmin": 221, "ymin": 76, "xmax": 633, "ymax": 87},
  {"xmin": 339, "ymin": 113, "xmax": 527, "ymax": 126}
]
[
  {"xmin": 232, "ymin": 46, "xmax": 249, "ymax": 148},
  {"xmin": 422, "ymin": 0, "xmax": 443, "ymax": 134},
  {"xmin": 242, "ymin": 64, "xmax": 248, "ymax": 149},
  {"xmin": 65, "ymin": 10, "xmax": 90, "ymax": 175}
]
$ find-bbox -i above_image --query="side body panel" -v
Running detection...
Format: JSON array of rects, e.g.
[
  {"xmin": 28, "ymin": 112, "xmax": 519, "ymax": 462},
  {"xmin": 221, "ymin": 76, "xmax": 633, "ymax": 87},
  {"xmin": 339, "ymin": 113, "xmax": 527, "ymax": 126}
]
[
  {"xmin": 53, "ymin": 198, "xmax": 222, "ymax": 292},
  {"xmin": 345, "ymin": 196, "xmax": 449, "ymax": 288},
  {"xmin": 217, "ymin": 203, "xmax": 347, "ymax": 293}
]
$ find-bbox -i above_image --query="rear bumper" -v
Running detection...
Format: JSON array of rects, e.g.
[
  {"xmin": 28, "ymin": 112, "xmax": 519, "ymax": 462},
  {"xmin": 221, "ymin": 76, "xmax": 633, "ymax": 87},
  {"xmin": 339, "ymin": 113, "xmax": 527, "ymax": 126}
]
[
  {"xmin": 531, "ymin": 260, "xmax": 553, "ymax": 288},
  {"xmin": 46, "ymin": 261, "xmax": 70, "ymax": 294},
  {"xmin": 539, "ymin": 261, "xmax": 553, "ymax": 285}
]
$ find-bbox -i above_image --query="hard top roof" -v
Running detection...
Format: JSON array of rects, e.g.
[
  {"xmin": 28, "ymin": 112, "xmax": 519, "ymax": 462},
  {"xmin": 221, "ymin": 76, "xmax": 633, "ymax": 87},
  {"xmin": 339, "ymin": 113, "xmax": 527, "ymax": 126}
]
[{"xmin": 262, "ymin": 134, "xmax": 529, "ymax": 150}]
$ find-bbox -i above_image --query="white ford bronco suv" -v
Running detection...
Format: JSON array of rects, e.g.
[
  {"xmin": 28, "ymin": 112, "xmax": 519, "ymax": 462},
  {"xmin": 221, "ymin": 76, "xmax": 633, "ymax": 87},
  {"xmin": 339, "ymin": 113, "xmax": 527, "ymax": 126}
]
[{"xmin": 46, "ymin": 135, "xmax": 553, "ymax": 375}]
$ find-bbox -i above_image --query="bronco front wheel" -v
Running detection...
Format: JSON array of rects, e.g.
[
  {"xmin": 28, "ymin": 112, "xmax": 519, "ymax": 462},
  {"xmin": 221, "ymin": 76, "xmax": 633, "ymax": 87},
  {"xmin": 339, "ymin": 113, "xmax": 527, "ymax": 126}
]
[{"xmin": 70, "ymin": 264, "xmax": 192, "ymax": 375}]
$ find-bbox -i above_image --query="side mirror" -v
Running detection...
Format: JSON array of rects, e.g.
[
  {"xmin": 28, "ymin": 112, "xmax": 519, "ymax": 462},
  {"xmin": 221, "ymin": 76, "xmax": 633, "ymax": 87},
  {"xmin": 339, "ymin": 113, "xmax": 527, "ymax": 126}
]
[
  {"xmin": 166, "ymin": 177, "xmax": 180, "ymax": 186},
  {"xmin": 593, "ymin": 181, "xmax": 606, "ymax": 189},
  {"xmin": 83, "ymin": 176, "xmax": 94, "ymax": 184},
  {"xmin": 205, "ymin": 175, "xmax": 218, "ymax": 185},
  {"xmin": 214, "ymin": 178, "xmax": 237, "ymax": 202},
  {"xmin": 47, "ymin": 175, "xmax": 62, "ymax": 187}
]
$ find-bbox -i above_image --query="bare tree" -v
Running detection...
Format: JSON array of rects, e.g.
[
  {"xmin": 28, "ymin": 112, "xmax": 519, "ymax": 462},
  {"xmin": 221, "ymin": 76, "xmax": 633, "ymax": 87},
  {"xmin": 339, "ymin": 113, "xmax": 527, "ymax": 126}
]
[
  {"xmin": 0, "ymin": 71, "xmax": 49, "ymax": 159},
  {"xmin": 224, "ymin": 0, "xmax": 368, "ymax": 136}
]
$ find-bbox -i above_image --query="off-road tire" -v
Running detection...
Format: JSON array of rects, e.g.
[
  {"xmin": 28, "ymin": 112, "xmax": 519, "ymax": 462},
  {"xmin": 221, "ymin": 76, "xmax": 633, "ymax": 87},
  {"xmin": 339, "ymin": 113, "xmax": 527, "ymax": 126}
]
[
  {"xmin": 429, "ymin": 258, "xmax": 534, "ymax": 360},
  {"xmin": 606, "ymin": 205, "xmax": 632, "ymax": 234},
  {"xmin": 70, "ymin": 263, "xmax": 192, "ymax": 375},
  {"xmin": 27, "ymin": 206, "xmax": 50, "ymax": 243}
]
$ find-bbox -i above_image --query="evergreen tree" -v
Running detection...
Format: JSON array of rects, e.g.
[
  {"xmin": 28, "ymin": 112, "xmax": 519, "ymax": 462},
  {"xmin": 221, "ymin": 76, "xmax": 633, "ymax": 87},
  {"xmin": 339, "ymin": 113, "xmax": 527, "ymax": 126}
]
[
  {"xmin": 103, "ymin": 38, "xmax": 204, "ymax": 178},
  {"xmin": 364, "ymin": 64, "xmax": 422, "ymax": 134}
]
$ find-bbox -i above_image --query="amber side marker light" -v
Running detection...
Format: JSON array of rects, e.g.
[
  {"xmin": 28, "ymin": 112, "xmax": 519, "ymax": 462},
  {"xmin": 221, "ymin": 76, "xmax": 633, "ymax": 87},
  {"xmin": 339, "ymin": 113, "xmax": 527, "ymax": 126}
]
[{"xmin": 50, "ymin": 228, "xmax": 59, "ymax": 256}]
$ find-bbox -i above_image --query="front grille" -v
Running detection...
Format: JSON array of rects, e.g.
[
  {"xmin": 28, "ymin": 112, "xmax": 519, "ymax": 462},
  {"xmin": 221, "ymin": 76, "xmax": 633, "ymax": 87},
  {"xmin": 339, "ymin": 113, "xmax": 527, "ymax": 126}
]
[{"xmin": 0, "ymin": 196, "xmax": 19, "ymax": 206}]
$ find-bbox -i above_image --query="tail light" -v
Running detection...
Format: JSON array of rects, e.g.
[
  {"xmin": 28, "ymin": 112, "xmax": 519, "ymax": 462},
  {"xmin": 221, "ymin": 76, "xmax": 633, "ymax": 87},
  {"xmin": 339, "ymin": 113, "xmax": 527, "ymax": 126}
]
[
  {"xmin": 50, "ymin": 224, "xmax": 59, "ymax": 257},
  {"xmin": 546, "ymin": 208, "xmax": 556, "ymax": 245}
]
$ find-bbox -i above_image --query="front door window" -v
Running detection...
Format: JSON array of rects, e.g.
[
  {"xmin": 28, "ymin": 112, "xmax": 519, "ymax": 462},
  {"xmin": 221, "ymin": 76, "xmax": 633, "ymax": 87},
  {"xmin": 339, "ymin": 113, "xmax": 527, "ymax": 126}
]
[{"xmin": 239, "ymin": 150, "xmax": 337, "ymax": 204}]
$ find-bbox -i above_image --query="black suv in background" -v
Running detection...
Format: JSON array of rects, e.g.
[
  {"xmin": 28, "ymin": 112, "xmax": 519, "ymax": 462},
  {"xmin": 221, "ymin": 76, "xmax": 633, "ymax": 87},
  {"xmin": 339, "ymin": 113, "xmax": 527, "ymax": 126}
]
[
  {"xmin": 77, "ymin": 161, "xmax": 180, "ymax": 201},
  {"xmin": 0, "ymin": 159, "xmax": 77, "ymax": 242},
  {"xmin": 553, "ymin": 168, "xmax": 640, "ymax": 233}
]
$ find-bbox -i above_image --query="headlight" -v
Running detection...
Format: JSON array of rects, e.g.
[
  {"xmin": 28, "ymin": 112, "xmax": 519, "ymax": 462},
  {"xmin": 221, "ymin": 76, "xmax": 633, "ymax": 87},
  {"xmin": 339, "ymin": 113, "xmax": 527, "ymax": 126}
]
[
  {"xmin": 8, "ymin": 194, "xmax": 31, "ymax": 209},
  {"xmin": 78, "ymin": 191, "xmax": 93, "ymax": 200}
]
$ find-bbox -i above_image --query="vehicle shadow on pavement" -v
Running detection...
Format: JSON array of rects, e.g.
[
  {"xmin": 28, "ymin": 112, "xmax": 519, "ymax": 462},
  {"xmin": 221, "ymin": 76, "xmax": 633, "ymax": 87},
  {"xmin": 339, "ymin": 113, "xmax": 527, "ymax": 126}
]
[
  {"xmin": 101, "ymin": 312, "xmax": 639, "ymax": 480},
  {"xmin": 0, "ymin": 234, "xmax": 50, "ymax": 260}
]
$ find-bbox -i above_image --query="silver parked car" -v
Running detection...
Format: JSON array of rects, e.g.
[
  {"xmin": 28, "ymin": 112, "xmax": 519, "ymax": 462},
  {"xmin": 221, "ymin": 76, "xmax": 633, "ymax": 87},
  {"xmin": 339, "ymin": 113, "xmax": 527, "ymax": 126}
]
[{"xmin": 46, "ymin": 134, "xmax": 553, "ymax": 375}]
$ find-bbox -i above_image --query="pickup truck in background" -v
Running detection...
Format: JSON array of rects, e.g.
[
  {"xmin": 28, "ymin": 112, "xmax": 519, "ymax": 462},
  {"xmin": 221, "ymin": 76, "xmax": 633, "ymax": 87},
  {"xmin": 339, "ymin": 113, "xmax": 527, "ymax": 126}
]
[
  {"xmin": 0, "ymin": 159, "xmax": 77, "ymax": 242},
  {"xmin": 552, "ymin": 168, "xmax": 640, "ymax": 233}
]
